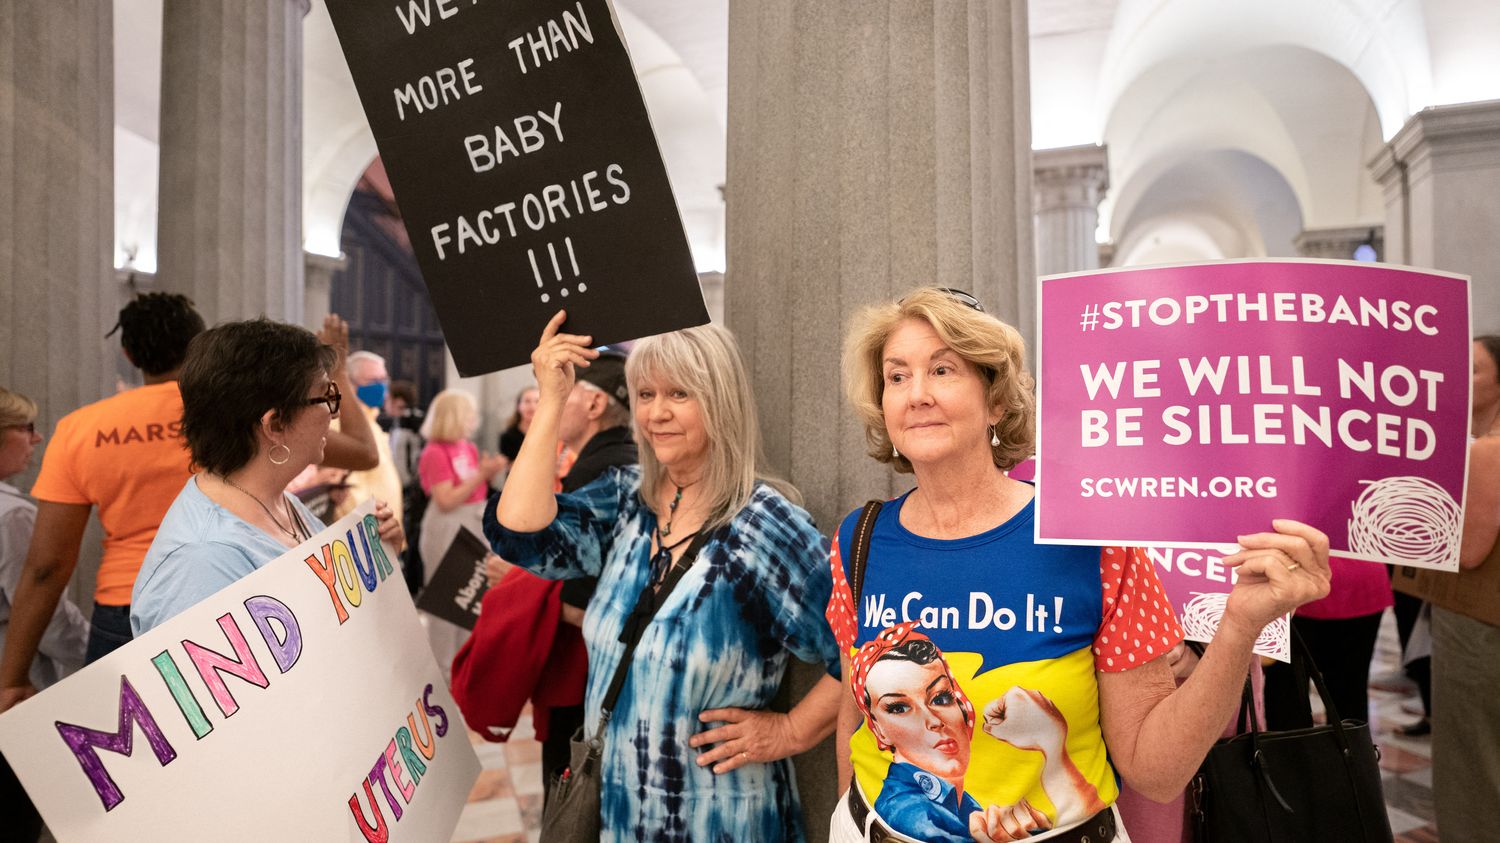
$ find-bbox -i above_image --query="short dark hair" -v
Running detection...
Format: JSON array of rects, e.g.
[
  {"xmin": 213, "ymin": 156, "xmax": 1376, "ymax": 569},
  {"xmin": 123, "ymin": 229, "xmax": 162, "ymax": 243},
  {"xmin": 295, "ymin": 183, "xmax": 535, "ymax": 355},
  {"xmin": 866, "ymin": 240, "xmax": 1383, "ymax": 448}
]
[
  {"xmin": 179, "ymin": 319, "xmax": 337, "ymax": 476},
  {"xmin": 108, "ymin": 292, "xmax": 206, "ymax": 376},
  {"xmin": 1479, "ymin": 335, "xmax": 1500, "ymax": 384},
  {"xmin": 389, "ymin": 379, "xmax": 418, "ymax": 407}
]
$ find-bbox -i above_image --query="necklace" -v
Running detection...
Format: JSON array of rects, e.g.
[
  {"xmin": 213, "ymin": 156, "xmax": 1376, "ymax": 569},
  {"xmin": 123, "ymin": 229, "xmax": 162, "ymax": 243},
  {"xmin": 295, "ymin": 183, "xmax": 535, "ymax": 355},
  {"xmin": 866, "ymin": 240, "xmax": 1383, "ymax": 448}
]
[
  {"xmin": 220, "ymin": 475, "xmax": 305, "ymax": 543},
  {"xmin": 650, "ymin": 528, "xmax": 702, "ymax": 587},
  {"xmin": 659, "ymin": 477, "xmax": 699, "ymax": 538}
]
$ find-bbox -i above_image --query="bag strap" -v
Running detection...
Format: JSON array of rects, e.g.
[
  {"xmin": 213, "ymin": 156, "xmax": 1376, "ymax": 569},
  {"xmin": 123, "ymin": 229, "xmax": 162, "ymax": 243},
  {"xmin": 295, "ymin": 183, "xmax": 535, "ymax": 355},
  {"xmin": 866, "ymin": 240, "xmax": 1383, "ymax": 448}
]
[
  {"xmin": 848, "ymin": 500, "xmax": 884, "ymax": 609},
  {"xmin": 590, "ymin": 529, "xmax": 714, "ymax": 743}
]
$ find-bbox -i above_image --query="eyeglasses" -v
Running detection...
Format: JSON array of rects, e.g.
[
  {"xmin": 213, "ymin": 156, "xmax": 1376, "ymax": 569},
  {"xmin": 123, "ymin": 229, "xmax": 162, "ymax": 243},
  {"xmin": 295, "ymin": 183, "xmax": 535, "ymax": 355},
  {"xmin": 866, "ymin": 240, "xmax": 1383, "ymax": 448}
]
[
  {"xmin": 5, "ymin": 422, "xmax": 35, "ymax": 435},
  {"xmin": 304, "ymin": 381, "xmax": 341, "ymax": 418}
]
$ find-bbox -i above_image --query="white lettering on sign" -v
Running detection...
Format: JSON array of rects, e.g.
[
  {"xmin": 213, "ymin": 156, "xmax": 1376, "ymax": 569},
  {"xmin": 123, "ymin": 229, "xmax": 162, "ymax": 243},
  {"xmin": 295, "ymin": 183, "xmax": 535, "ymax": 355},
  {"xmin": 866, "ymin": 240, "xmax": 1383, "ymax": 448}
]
[
  {"xmin": 463, "ymin": 102, "xmax": 565, "ymax": 173},
  {"xmin": 506, "ymin": 2, "xmax": 595, "ymax": 74},
  {"xmin": 393, "ymin": 58, "xmax": 483, "ymax": 122},
  {"xmin": 394, "ymin": 0, "xmax": 465, "ymax": 35}
]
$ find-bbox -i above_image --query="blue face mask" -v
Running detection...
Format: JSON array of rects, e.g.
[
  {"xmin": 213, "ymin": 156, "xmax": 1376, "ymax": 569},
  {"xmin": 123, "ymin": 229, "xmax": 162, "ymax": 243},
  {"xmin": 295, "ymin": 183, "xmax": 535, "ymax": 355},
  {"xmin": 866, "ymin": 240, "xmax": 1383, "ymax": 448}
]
[{"xmin": 356, "ymin": 381, "xmax": 388, "ymax": 411}]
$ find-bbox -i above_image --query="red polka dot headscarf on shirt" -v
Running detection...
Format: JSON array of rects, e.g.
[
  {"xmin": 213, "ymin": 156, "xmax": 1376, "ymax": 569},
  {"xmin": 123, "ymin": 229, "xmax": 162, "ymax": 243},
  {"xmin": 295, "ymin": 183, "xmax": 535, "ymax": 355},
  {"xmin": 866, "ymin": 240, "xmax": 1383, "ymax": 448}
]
[{"xmin": 849, "ymin": 621, "xmax": 976, "ymax": 752}]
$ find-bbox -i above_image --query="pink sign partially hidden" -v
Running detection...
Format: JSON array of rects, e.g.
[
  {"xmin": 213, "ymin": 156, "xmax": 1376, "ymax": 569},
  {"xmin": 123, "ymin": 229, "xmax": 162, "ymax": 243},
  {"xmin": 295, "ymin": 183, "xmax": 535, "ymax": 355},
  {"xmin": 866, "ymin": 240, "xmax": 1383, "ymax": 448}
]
[
  {"xmin": 1037, "ymin": 260, "xmax": 1471, "ymax": 571},
  {"xmin": 1011, "ymin": 458, "xmax": 1289, "ymax": 660}
]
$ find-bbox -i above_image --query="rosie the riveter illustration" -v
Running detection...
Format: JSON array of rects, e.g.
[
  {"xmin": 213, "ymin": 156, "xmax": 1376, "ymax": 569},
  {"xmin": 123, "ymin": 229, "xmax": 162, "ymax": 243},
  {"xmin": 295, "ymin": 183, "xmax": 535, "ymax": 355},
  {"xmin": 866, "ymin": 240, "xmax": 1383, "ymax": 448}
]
[{"xmin": 850, "ymin": 622, "xmax": 1105, "ymax": 842}]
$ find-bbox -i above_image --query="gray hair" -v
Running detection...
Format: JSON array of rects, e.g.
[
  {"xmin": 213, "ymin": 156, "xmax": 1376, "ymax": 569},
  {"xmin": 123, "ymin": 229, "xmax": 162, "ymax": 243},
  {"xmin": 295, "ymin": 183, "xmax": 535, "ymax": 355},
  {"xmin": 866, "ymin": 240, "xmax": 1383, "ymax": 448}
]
[{"xmin": 626, "ymin": 324, "xmax": 800, "ymax": 531}]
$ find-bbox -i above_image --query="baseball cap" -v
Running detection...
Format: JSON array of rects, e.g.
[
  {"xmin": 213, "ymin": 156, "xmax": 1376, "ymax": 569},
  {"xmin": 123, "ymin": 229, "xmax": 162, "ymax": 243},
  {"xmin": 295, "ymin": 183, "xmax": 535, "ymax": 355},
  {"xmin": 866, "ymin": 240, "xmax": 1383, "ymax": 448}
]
[{"xmin": 578, "ymin": 350, "xmax": 629, "ymax": 406}]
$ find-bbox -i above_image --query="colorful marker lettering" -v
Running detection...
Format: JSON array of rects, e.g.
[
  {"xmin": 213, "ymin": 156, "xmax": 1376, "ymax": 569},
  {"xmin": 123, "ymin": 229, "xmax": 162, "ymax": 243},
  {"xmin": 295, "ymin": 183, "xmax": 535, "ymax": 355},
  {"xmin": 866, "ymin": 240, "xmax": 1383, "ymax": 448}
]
[
  {"xmin": 55, "ymin": 675, "xmax": 178, "ymax": 811},
  {"xmin": 182, "ymin": 613, "xmax": 270, "ymax": 718},
  {"xmin": 304, "ymin": 545, "xmax": 350, "ymax": 624},
  {"xmin": 150, "ymin": 651, "xmax": 212, "ymax": 739},
  {"xmin": 244, "ymin": 594, "xmax": 303, "ymax": 673}
]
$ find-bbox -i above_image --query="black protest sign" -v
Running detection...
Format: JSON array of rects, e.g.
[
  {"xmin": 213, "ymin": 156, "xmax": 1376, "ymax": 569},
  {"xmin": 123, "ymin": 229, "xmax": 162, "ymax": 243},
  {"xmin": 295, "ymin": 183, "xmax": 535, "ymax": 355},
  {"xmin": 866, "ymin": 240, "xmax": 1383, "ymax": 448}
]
[
  {"xmin": 323, "ymin": 0, "xmax": 708, "ymax": 375},
  {"xmin": 415, "ymin": 527, "xmax": 490, "ymax": 630}
]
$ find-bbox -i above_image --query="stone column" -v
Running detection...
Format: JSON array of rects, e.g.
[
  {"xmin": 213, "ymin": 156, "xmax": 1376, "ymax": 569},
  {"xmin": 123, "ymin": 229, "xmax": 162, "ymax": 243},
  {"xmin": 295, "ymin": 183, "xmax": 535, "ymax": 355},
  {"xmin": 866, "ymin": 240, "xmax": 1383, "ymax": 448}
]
[
  {"xmin": 725, "ymin": 4, "xmax": 1033, "ymax": 838},
  {"xmin": 0, "ymin": 1, "xmax": 116, "ymax": 471},
  {"xmin": 1370, "ymin": 100, "xmax": 1500, "ymax": 333},
  {"xmin": 155, "ymin": 0, "xmax": 309, "ymax": 326},
  {"xmin": 1292, "ymin": 225, "xmax": 1382, "ymax": 261},
  {"xmin": 1033, "ymin": 143, "xmax": 1108, "ymax": 276},
  {"xmin": 303, "ymin": 251, "xmax": 346, "ymax": 330}
]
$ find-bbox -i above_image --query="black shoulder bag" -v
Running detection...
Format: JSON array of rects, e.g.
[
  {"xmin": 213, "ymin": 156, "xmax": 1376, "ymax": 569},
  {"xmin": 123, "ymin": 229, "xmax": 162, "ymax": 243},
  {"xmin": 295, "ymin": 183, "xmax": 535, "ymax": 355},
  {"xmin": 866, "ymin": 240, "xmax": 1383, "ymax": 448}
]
[
  {"xmin": 539, "ymin": 529, "xmax": 713, "ymax": 843},
  {"xmin": 1189, "ymin": 627, "xmax": 1393, "ymax": 842},
  {"xmin": 847, "ymin": 500, "xmax": 884, "ymax": 607}
]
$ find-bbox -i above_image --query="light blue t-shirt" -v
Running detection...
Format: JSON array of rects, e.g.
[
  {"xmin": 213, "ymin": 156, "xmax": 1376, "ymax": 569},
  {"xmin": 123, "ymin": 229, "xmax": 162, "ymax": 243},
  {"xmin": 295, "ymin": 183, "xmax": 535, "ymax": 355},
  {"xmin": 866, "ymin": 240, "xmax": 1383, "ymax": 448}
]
[{"xmin": 131, "ymin": 477, "xmax": 324, "ymax": 635}]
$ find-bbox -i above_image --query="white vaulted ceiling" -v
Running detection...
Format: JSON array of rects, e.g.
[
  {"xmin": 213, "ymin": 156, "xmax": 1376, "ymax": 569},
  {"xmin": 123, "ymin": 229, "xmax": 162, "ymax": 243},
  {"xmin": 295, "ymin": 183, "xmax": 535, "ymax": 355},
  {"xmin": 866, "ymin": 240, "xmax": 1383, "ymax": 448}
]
[{"xmin": 110, "ymin": 0, "xmax": 1500, "ymax": 273}]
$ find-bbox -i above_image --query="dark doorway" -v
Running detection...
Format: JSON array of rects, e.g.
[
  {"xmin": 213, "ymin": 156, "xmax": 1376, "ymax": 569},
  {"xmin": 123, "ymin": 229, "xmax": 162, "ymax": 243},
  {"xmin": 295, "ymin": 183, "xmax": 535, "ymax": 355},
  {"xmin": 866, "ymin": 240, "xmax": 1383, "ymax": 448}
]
[{"xmin": 330, "ymin": 159, "xmax": 448, "ymax": 407}]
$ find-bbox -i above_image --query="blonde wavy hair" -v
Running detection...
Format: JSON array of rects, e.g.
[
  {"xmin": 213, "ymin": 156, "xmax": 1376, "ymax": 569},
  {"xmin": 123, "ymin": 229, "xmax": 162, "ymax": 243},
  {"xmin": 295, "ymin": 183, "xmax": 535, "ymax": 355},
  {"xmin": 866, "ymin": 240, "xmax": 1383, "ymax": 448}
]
[
  {"xmin": 843, "ymin": 287, "xmax": 1035, "ymax": 472},
  {"xmin": 627, "ymin": 324, "xmax": 800, "ymax": 531},
  {"xmin": 0, "ymin": 387, "xmax": 38, "ymax": 429},
  {"xmin": 421, "ymin": 389, "xmax": 478, "ymax": 443}
]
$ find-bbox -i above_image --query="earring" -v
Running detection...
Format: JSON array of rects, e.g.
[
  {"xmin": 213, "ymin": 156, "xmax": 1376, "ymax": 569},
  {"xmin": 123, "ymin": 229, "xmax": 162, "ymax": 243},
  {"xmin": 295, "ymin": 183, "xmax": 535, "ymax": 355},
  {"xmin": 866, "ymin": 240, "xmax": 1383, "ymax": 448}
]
[
  {"xmin": 268, "ymin": 443, "xmax": 291, "ymax": 465},
  {"xmin": 990, "ymin": 425, "xmax": 1000, "ymax": 447},
  {"xmin": 892, "ymin": 444, "xmax": 900, "ymax": 459}
]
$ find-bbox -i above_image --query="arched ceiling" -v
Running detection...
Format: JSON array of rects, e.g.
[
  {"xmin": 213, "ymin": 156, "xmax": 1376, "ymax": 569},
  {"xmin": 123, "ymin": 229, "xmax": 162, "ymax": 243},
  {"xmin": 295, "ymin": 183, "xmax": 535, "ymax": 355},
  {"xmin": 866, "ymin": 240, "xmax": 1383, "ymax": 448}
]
[
  {"xmin": 1111, "ymin": 149, "xmax": 1304, "ymax": 266},
  {"xmin": 1103, "ymin": 45, "xmax": 1386, "ymax": 246},
  {"xmin": 110, "ymin": 0, "xmax": 1499, "ymax": 274}
]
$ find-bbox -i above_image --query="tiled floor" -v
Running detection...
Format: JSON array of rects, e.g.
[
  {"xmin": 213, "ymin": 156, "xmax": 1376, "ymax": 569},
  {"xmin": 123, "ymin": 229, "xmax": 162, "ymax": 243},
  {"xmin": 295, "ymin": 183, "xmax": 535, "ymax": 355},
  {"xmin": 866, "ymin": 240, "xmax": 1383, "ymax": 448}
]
[
  {"xmin": 450, "ymin": 710, "xmax": 544, "ymax": 843},
  {"xmin": 449, "ymin": 613, "xmax": 1442, "ymax": 842},
  {"xmin": 1367, "ymin": 613, "xmax": 1440, "ymax": 842}
]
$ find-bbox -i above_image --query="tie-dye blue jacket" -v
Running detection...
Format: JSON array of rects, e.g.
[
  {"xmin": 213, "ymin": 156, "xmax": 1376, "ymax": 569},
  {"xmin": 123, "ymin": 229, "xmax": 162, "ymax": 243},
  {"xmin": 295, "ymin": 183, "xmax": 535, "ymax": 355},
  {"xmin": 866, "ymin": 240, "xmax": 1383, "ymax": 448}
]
[{"xmin": 486, "ymin": 466, "xmax": 839, "ymax": 842}]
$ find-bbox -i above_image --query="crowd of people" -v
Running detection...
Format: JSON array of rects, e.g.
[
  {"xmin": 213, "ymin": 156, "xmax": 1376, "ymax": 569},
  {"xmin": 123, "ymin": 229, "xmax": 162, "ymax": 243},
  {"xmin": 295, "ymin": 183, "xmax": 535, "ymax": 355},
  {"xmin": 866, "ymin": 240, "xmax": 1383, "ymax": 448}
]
[{"xmin": 0, "ymin": 288, "xmax": 1496, "ymax": 842}]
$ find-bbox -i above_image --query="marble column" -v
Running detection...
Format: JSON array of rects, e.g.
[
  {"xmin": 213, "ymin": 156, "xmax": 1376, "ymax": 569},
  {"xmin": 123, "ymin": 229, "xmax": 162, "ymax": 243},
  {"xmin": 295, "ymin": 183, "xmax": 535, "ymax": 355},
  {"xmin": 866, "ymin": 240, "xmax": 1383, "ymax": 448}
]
[
  {"xmin": 1370, "ymin": 100, "xmax": 1500, "ymax": 333},
  {"xmin": 0, "ymin": 1, "xmax": 116, "ymax": 471},
  {"xmin": 303, "ymin": 251, "xmax": 346, "ymax": 330},
  {"xmin": 1292, "ymin": 225, "xmax": 1382, "ymax": 261},
  {"xmin": 1033, "ymin": 143, "xmax": 1108, "ymax": 276},
  {"xmin": 155, "ymin": 0, "xmax": 309, "ymax": 326},
  {"xmin": 725, "ymin": 4, "xmax": 1033, "ymax": 838}
]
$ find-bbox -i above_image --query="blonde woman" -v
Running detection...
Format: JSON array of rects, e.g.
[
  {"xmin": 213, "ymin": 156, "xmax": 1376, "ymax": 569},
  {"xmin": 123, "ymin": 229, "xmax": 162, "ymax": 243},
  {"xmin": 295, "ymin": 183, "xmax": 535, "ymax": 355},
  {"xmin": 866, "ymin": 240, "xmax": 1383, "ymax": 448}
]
[
  {"xmin": 417, "ymin": 389, "xmax": 505, "ymax": 680},
  {"xmin": 826, "ymin": 288, "xmax": 1333, "ymax": 843},
  {"xmin": 488, "ymin": 313, "xmax": 841, "ymax": 841}
]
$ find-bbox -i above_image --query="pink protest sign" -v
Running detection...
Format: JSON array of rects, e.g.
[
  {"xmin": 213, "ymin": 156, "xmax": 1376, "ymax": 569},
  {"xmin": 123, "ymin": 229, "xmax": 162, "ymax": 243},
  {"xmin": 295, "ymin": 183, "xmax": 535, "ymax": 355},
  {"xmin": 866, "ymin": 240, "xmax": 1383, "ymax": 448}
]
[{"xmin": 1037, "ymin": 260, "xmax": 1471, "ymax": 571}]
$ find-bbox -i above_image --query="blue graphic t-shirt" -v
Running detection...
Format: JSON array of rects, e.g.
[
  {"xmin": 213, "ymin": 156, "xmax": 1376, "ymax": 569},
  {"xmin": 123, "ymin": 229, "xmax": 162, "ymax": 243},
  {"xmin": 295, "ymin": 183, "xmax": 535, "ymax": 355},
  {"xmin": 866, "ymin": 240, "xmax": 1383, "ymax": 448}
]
[{"xmin": 826, "ymin": 491, "xmax": 1183, "ymax": 841}]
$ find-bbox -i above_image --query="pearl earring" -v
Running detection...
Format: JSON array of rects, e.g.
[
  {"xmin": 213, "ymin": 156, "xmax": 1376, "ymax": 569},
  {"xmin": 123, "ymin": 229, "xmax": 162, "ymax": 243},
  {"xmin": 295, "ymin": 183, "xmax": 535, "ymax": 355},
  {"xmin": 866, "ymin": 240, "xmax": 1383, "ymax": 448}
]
[{"xmin": 990, "ymin": 425, "xmax": 1000, "ymax": 447}]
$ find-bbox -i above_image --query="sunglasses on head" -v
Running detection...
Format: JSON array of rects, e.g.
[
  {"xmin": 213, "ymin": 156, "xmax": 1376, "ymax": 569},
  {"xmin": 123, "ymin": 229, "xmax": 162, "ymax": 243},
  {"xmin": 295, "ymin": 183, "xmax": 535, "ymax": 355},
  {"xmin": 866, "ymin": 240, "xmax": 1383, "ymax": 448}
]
[{"xmin": 899, "ymin": 288, "xmax": 986, "ymax": 313}]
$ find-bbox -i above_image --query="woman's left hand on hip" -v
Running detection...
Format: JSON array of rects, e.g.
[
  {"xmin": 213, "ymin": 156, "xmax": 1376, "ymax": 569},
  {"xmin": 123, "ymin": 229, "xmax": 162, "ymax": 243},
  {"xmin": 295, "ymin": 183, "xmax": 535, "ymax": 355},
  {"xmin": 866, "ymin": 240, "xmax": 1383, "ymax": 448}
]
[{"xmin": 690, "ymin": 707, "xmax": 801, "ymax": 774}]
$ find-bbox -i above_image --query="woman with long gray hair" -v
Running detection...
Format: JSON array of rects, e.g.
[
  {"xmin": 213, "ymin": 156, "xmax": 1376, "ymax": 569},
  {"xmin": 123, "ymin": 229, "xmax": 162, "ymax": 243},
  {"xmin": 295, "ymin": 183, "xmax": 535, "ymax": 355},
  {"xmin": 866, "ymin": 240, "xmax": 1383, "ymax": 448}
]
[{"xmin": 487, "ymin": 312, "xmax": 841, "ymax": 841}]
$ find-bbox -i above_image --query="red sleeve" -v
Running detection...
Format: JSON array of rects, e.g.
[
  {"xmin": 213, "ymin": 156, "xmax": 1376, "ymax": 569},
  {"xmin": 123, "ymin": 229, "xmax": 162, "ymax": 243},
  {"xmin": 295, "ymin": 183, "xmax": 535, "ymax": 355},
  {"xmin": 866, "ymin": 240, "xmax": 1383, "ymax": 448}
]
[
  {"xmin": 824, "ymin": 534, "xmax": 858, "ymax": 651},
  {"xmin": 1094, "ymin": 546, "xmax": 1184, "ymax": 672}
]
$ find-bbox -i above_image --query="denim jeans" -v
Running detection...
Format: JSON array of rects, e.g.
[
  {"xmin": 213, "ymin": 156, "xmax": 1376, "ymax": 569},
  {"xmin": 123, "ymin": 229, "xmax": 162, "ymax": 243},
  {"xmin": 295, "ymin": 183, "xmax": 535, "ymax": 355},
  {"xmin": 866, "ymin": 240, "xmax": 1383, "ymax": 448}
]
[{"xmin": 84, "ymin": 603, "xmax": 133, "ymax": 664}]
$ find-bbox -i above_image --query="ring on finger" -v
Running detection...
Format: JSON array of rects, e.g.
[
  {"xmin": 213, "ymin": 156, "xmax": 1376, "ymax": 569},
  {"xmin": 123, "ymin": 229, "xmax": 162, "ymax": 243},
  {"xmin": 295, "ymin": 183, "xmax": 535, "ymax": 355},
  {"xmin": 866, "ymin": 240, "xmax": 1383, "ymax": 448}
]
[{"xmin": 1284, "ymin": 562, "xmax": 1300, "ymax": 572}]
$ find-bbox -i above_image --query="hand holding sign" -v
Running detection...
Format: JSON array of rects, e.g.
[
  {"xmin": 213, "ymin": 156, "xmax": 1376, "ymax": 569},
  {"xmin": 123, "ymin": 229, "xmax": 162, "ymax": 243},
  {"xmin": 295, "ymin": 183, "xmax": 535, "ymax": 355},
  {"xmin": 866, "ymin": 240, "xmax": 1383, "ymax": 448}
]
[
  {"xmin": 1220, "ymin": 519, "xmax": 1332, "ymax": 640},
  {"xmin": 531, "ymin": 310, "xmax": 598, "ymax": 404}
]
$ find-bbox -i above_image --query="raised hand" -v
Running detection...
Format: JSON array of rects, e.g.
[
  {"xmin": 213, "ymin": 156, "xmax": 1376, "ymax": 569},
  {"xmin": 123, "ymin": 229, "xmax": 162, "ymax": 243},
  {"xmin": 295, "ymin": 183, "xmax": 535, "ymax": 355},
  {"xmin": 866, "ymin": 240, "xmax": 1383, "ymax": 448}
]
[{"xmin": 530, "ymin": 310, "xmax": 599, "ymax": 406}]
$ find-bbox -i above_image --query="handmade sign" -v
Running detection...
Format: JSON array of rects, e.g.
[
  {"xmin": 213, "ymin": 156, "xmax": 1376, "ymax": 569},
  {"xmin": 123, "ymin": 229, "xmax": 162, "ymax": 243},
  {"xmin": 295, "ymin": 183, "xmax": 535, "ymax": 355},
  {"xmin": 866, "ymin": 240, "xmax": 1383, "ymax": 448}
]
[
  {"xmin": 0, "ymin": 501, "xmax": 480, "ymax": 841},
  {"xmin": 415, "ymin": 527, "xmax": 491, "ymax": 630},
  {"xmin": 1037, "ymin": 260, "xmax": 1471, "ymax": 571},
  {"xmin": 1010, "ymin": 459, "xmax": 1288, "ymax": 661},
  {"xmin": 323, "ymin": 0, "xmax": 709, "ymax": 375}
]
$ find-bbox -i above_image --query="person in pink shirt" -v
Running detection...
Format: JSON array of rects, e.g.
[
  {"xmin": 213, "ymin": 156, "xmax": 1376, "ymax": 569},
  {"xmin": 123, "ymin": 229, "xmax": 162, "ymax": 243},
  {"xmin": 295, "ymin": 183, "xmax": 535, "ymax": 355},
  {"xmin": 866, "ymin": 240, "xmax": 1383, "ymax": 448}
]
[{"xmin": 417, "ymin": 389, "xmax": 505, "ymax": 680}]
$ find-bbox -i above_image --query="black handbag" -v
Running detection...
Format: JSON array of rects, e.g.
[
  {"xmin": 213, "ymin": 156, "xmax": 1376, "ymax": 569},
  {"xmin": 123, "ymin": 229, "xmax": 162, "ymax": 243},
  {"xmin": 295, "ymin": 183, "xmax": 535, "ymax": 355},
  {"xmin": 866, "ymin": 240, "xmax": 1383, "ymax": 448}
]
[
  {"xmin": 1189, "ymin": 628, "xmax": 1393, "ymax": 842},
  {"xmin": 539, "ymin": 529, "xmax": 712, "ymax": 843}
]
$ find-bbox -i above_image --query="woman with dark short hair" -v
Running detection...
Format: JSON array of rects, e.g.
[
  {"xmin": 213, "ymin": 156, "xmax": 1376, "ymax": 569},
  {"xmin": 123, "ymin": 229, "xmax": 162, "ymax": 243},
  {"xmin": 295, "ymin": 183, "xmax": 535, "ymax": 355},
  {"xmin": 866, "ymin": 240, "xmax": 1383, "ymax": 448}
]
[{"xmin": 130, "ymin": 319, "xmax": 403, "ymax": 634}]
